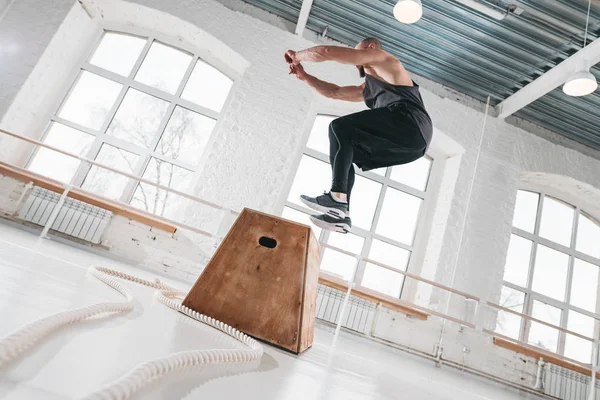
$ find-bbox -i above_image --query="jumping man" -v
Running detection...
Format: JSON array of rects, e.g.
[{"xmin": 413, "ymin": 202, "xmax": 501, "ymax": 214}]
[{"xmin": 285, "ymin": 38, "xmax": 433, "ymax": 233}]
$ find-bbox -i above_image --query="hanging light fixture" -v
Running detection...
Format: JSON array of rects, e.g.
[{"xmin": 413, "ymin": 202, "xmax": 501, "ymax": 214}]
[
  {"xmin": 563, "ymin": 70, "xmax": 597, "ymax": 96},
  {"xmin": 563, "ymin": 0, "xmax": 597, "ymax": 97},
  {"xmin": 393, "ymin": 0, "xmax": 423, "ymax": 24}
]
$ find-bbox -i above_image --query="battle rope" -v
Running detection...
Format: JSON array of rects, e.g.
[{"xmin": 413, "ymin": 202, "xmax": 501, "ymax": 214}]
[{"xmin": 0, "ymin": 266, "xmax": 264, "ymax": 400}]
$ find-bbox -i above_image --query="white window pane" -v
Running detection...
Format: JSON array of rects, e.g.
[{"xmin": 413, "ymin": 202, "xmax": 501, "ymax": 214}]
[
  {"xmin": 503, "ymin": 234, "xmax": 532, "ymax": 287},
  {"xmin": 288, "ymin": 157, "xmax": 381, "ymax": 230},
  {"xmin": 531, "ymin": 245, "xmax": 569, "ymax": 301},
  {"xmin": 107, "ymin": 88, "xmax": 169, "ymax": 147},
  {"xmin": 368, "ymin": 239, "xmax": 410, "ymax": 271},
  {"xmin": 28, "ymin": 123, "xmax": 94, "ymax": 183},
  {"xmin": 528, "ymin": 300, "xmax": 561, "ymax": 352},
  {"xmin": 143, "ymin": 158, "xmax": 193, "ymax": 190},
  {"xmin": 350, "ymin": 175, "xmax": 382, "ymax": 230},
  {"xmin": 306, "ymin": 115, "xmax": 336, "ymax": 155},
  {"xmin": 281, "ymin": 207, "xmax": 322, "ymax": 238},
  {"xmin": 576, "ymin": 213, "xmax": 600, "ymax": 259},
  {"xmin": 326, "ymin": 231, "xmax": 364, "ymax": 254},
  {"xmin": 82, "ymin": 145, "xmax": 138, "ymax": 200},
  {"xmin": 512, "ymin": 190, "xmax": 539, "ymax": 233},
  {"xmin": 376, "ymin": 188, "xmax": 422, "ymax": 245},
  {"xmin": 568, "ymin": 310, "xmax": 595, "ymax": 337},
  {"xmin": 571, "ymin": 258, "xmax": 599, "ymax": 313},
  {"xmin": 539, "ymin": 196, "xmax": 574, "ymax": 247},
  {"xmin": 565, "ymin": 311, "xmax": 595, "ymax": 363},
  {"xmin": 362, "ymin": 264, "xmax": 404, "ymax": 297},
  {"xmin": 390, "ymin": 156, "xmax": 432, "ymax": 191},
  {"xmin": 370, "ymin": 167, "xmax": 387, "ymax": 176},
  {"xmin": 130, "ymin": 158, "xmax": 194, "ymax": 218},
  {"xmin": 28, "ymin": 150, "xmax": 79, "ymax": 183},
  {"xmin": 181, "ymin": 60, "xmax": 233, "ymax": 112},
  {"xmin": 89, "ymin": 32, "xmax": 146, "ymax": 76},
  {"xmin": 495, "ymin": 286, "xmax": 525, "ymax": 340},
  {"xmin": 320, "ymin": 250, "xmax": 356, "ymax": 281},
  {"xmin": 287, "ymin": 156, "xmax": 331, "ymax": 207},
  {"xmin": 58, "ymin": 71, "xmax": 122, "ymax": 130},
  {"xmin": 135, "ymin": 42, "xmax": 192, "ymax": 94},
  {"xmin": 565, "ymin": 335, "xmax": 593, "ymax": 363},
  {"xmin": 156, "ymin": 106, "xmax": 215, "ymax": 165}
]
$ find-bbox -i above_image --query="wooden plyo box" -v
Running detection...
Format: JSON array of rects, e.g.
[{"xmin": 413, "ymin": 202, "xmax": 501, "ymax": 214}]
[{"xmin": 182, "ymin": 208, "xmax": 321, "ymax": 353}]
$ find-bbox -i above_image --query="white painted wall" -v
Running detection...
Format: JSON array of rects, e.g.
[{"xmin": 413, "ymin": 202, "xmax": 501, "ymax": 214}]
[
  {"xmin": 0, "ymin": 1, "xmax": 95, "ymax": 165},
  {"xmin": 0, "ymin": 0, "xmax": 74, "ymax": 124},
  {"xmin": 1, "ymin": 0, "xmax": 600, "ymax": 390},
  {"xmin": 0, "ymin": 0, "xmax": 14, "ymax": 19}
]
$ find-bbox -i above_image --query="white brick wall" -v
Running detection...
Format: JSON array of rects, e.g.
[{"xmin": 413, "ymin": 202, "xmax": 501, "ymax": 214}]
[
  {"xmin": 0, "ymin": 175, "xmax": 214, "ymax": 279},
  {"xmin": 373, "ymin": 309, "xmax": 540, "ymax": 387},
  {"xmin": 101, "ymin": 216, "xmax": 214, "ymax": 282},
  {"xmin": 0, "ymin": 0, "xmax": 13, "ymax": 19},
  {"xmin": 0, "ymin": 175, "xmax": 26, "ymax": 214},
  {"xmin": 1, "ymin": 0, "xmax": 600, "ymax": 389}
]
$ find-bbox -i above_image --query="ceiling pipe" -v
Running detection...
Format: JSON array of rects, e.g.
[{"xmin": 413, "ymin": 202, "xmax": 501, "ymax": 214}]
[{"xmin": 455, "ymin": 0, "xmax": 507, "ymax": 21}]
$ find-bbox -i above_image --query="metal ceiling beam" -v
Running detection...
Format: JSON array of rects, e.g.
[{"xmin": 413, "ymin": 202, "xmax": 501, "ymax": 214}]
[
  {"xmin": 295, "ymin": 0, "xmax": 314, "ymax": 36},
  {"xmin": 496, "ymin": 38, "xmax": 600, "ymax": 119}
]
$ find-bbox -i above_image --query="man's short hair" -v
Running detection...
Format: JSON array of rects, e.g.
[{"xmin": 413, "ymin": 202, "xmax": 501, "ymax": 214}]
[{"xmin": 361, "ymin": 37, "xmax": 382, "ymax": 49}]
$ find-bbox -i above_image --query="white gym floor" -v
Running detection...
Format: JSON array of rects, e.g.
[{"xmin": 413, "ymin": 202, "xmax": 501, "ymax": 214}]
[{"xmin": 0, "ymin": 221, "xmax": 539, "ymax": 400}]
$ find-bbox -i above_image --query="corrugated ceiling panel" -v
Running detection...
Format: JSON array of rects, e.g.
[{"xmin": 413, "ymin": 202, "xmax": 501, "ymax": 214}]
[{"xmin": 242, "ymin": 0, "xmax": 600, "ymax": 151}]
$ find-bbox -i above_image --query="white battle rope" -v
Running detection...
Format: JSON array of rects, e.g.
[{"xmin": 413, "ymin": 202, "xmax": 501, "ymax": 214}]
[{"xmin": 0, "ymin": 266, "xmax": 263, "ymax": 400}]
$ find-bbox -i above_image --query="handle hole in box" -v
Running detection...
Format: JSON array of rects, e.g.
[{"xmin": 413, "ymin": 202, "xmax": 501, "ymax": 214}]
[{"xmin": 259, "ymin": 236, "xmax": 277, "ymax": 248}]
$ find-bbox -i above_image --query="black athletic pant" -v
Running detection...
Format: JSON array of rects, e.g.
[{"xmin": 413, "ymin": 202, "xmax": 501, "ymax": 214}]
[{"xmin": 329, "ymin": 104, "xmax": 428, "ymax": 210}]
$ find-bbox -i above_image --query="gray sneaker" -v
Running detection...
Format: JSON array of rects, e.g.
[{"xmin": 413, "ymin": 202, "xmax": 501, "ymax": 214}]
[
  {"xmin": 300, "ymin": 192, "xmax": 348, "ymax": 219},
  {"xmin": 310, "ymin": 214, "xmax": 352, "ymax": 233}
]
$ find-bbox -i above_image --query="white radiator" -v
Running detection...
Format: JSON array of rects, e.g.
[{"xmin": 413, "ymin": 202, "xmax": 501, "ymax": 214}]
[
  {"xmin": 316, "ymin": 285, "xmax": 376, "ymax": 334},
  {"xmin": 544, "ymin": 363, "xmax": 600, "ymax": 399},
  {"xmin": 17, "ymin": 187, "xmax": 112, "ymax": 244}
]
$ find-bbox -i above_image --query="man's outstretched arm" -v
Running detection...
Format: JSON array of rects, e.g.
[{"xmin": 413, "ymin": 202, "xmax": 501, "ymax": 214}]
[
  {"xmin": 286, "ymin": 46, "xmax": 389, "ymax": 66},
  {"xmin": 290, "ymin": 64, "xmax": 364, "ymax": 102}
]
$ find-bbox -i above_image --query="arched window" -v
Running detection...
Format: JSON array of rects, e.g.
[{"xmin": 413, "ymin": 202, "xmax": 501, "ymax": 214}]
[
  {"xmin": 27, "ymin": 31, "xmax": 233, "ymax": 219},
  {"xmin": 283, "ymin": 114, "xmax": 435, "ymax": 299},
  {"xmin": 496, "ymin": 189, "xmax": 600, "ymax": 363}
]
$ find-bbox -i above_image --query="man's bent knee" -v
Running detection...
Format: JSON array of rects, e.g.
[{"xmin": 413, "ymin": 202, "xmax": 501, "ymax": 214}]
[{"xmin": 329, "ymin": 117, "xmax": 352, "ymax": 141}]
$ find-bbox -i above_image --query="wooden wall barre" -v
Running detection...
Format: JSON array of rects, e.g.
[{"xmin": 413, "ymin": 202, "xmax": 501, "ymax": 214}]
[
  {"xmin": 493, "ymin": 337, "xmax": 598, "ymax": 378},
  {"xmin": 0, "ymin": 162, "xmax": 177, "ymax": 234},
  {"xmin": 318, "ymin": 273, "xmax": 429, "ymax": 320}
]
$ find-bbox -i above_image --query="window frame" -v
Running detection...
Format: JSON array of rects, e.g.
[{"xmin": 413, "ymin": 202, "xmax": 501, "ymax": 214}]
[
  {"xmin": 26, "ymin": 25, "xmax": 237, "ymax": 212},
  {"xmin": 504, "ymin": 188, "xmax": 600, "ymax": 358},
  {"xmin": 282, "ymin": 110, "xmax": 438, "ymax": 300}
]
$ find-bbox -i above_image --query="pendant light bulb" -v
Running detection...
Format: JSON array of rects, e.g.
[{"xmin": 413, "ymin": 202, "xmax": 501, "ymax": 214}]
[{"xmin": 394, "ymin": 0, "xmax": 423, "ymax": 24}]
